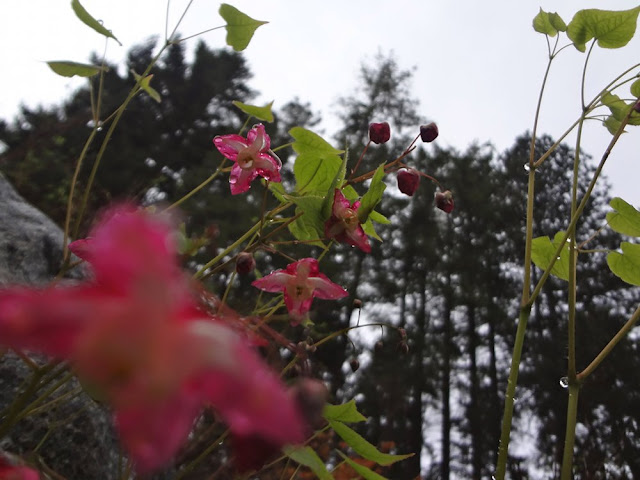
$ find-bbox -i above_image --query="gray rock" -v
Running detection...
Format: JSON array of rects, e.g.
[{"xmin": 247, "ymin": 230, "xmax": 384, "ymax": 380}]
[{"xmin": 0, "ymin": 172, "xmax": 69, "ymax": 286}]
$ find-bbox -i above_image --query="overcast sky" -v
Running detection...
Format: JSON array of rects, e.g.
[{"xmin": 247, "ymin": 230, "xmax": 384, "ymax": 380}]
[{"xmin": 2, "ymin": 0, "xmax": 639, "ymax": 207}]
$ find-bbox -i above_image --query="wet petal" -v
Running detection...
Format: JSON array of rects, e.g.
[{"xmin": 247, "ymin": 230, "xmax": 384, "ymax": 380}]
[{"xmin": 213, "ymin": 135, "xmax": 249, "ymax": 160}]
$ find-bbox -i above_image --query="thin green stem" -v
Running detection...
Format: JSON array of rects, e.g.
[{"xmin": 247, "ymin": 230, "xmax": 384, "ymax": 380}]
[
  {"xmin": 194, "ymin": 221, "xmax": 262, "ymax": 279},
  {"xmin": 495, "ymin": 305, "xmax": 531, "ymax": 480},
  {"xmin": 176, "ymin": 25, "xmax": 224, "ymax": 43},
  {"xmin": 165, "ymin": 164, "xmax": 226, "ymax": 211},
  {"xmin": 72, "ymin": 47, "xmax": 168, "ymax": 239},
  {"xmin": 560, "ymin": 384, "xmax": 580, "ymax": 480},
  {"xmin": 174, "ymin": 429, "xmax": 229, "ymax": 479},
  {"xmin": 578, "ymin": 304, "xmax": 640, "ymax": 381},
  {"xmin": 496, "ymin": 45, "xmax": 557, "ymax": 480}
]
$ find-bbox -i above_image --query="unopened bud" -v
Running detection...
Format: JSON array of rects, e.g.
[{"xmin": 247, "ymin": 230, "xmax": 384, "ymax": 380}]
[
  {"xmin": 435, "ymin": 190, "xmax": 454, "ymax": 214},
  {"xmin": 420, "ymin": 122, "xmax": 439, "ymax": 143},
  {"xmin": 235, "ymin": 252, "xmax": 256, "ymax": 275},
  {"xmin": 369, "ymin": 122, "xmax": 391, "ymax": 144},
  {"xmin": 374, "ymin": 340, "xmax": 384, "ymax": 353},
  {"xmin": 349, "ymin": 358, "xmax": 360, "ymax": 372},
  {"xmin": 397, "ymin": 168, "xmax": 420, "ymax": 196},
  {"xmin": 635, "ymin": 99, "xmax": 640, "ymax": 113},
  {"xmin": 398, "ymin": 342, "xmax": 409, "ymax": 354},
  {"xmin": 353, "ymin": 298, "xmax": 363, "ymax": 309}
]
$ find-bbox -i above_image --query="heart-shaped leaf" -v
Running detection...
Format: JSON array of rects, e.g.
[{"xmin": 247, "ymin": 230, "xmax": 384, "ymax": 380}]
[{"xmin": 219, "ymin": 4, "xmax": 268, "ymax": 52}]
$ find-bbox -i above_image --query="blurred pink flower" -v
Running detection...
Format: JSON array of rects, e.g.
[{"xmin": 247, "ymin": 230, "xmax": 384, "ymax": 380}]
[
  {"xmin": 0, "ymin": 207, "xmax": 304, "ymax": 473},
  {"xmin": 213, "ymin": 124, "xmax": 282, "ymax": 195},
  {"xmin": 324, "ymin": 189, "xmax": 372, "ymax": 253},
  {"xmin": 252, "ymin": 258, "xmax": 348, "ymax": 324},
  {"xmin": 0, "ymin": 456, "xmax": 40, "ymax": 480}
]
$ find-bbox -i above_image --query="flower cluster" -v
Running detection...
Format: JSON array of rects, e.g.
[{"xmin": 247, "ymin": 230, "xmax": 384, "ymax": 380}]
[{"xmin": 0, "ymin": 207, "xmax": 305, "ymax": 473}]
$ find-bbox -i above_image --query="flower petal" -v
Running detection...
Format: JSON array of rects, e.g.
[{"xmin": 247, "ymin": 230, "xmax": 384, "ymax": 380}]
[
  {"xmin": 252, "ymin": 271, "xmax": 294, "ymax": 293},
  {"xmin": 246, "ymin": 124, "xmax": 271, "ymax": 152},
  {"xmin": 115, "ymin": 392, "xmax": 202, "ymax": 473},
  {"xmin": 307, "ymin": 275, "xmax": 348, "ymax": 300},
  {"xmin": 229, "ymin": 165, "xmax": 258, "ymax": 195},
  {"xmin": 213, "ymin": 134, "xmax": 249, "ymax": 160}
]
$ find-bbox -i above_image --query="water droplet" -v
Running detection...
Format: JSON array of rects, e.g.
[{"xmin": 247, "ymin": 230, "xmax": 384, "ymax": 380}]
[
  {"xmin": 98, "ymin": 19, "xmax": 104, "ymax": 25},
  {"xmin": 559, "ymin": 376, "xmax": 569, "ymax": 388},
  {"xmin": 523, "ymin": 163, "xmax": 531, "ymax": 172},
  {"xmin": 96, "ymin": 126, "xmax": 103, "ymax": 132},
  {"xmin": 513, "ymin": 397, "xmax": 518, "ymax": 403}
]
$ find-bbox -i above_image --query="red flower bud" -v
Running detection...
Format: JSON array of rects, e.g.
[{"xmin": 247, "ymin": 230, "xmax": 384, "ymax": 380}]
[
  {"xmin": 349, "ymin": 358, "xmax": 360, "ymax": 372},
  {"xmin": 635, "ymin": 99, "xmax": 640, "ymax": 113},
  {"xmin": 397, "ymin": 168, "xmax": 421, "ymax": 196},
  {"xmin": 369, "ymin": 122, "xmax": 391, "ymax": 144},
  {"xmin": 420, "ymin": 122, "xmax": 439, "ymax": 142},
  {"xmin": 435, "ymin": 190, "xmax": 454, "ymax": 213},
  {"xmin": 235, "ymin": 252, "xmax": 256, "ymax": 275}
]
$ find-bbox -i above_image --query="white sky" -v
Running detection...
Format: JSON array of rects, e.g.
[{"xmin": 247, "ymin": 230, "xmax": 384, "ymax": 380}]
[{"xmin": 1, "ymin": 0, "xmax": 639, "ymax": 209}]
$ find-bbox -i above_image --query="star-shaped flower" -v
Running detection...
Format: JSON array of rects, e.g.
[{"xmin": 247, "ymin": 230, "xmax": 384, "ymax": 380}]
[
  {"xmin": 213, "ymin": 124, "xmax": 282, "ymax": 195},
  {"xmin": 252, "ymin": 258, "xmax": 348, "ymax": 324},
  {"xmin": 324, "ymin": 189, "xmax": 372, "ymax": 253}
]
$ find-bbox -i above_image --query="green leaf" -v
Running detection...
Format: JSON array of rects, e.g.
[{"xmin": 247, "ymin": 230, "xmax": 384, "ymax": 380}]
[
  {"xmin": 358, "ymin": 164, "xmax": 387, "ymax": 224},
  {"xmin": 370, "ymin": 210, "xmax": 391, "ymax": 225},
  {"xmin": 132, "ymin": 71, "xmax": 161, "ymax": 103},
  {"xmin": 567, "ymin": 7, "xmax": 640, "ymax": 52},
  {"xmin": 631, "ymin": 78, "xmax": 640, "ymax": 98},
  {"xmin": 286, "ymin": 195, "xmax": 326, "ymax": 246},
  {"xmin": 533, "ymin": 9, "xmax": 565, "ymax": 36},
  {"xmin": 219, "ymin": 4, "xmax": 268, "ymax": 52},
  {"xmin": 602, "ymin": 91, "xmax": 629, "ymax": 120},
  {"xmin": 324, "ymin": 400, "xmax": 367, "ymax": 423},
  {"xmin": 608, "ymin": 242, "xmax": 640, "ymax": 285},
  {"xmin": 336, "ymin": 451, "xmax": 389, "ymax": 480},
  {"xmin": 46, "ymin": 61, "xmax": 105, "ymax": 78},
  {"xmin": 531, "ymin": 231, "xmax": 570, "ymax": 281},
  {"xmin": 362, "ymin": 217, "xmax": 382, "ymax": 242},
  {"xmin": 549, "ymin": 12, "xmax": 568, "ymax": 32},
  {"xmin": 607, "ymin": 197, "xmax": 640, "ymax": 236},
  {"xmin": 71, "ymin": 0, "xmax": 121, "ymax": 45},
  {"xmin": 604, "ymin": 115, "xmax": 623, "ymax": 135},
  {"xmin": 232, "ymin": 100, "xmax": 274, "ymax": 122},
  {"xmin": 268, "ymin": 181, "xmax": 287, "ymax": 203},
  {"xmin": 290, "ymin": 127, "xmax": 344, "ymax": 157},
  {"xmin": 295, "ymin": 154, "xmax": 343, "ymax": 194},
  {"xmin": 329, "ymin": 420, "xmax": 413, "ymax": 466},
  {"xmin": 285, "ymin": 446, "xmax": 334, "ymax": 480}
]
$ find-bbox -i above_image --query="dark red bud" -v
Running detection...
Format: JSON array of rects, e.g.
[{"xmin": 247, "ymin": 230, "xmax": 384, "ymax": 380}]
[
  {"xmin": 420, "ymin": 122, "xmax": 439, "ymax": 143},
  {"xmin": 235, "ymin": 251, "xmax": 256, "ymax": 275},
  {"xmin": 397, "ymin": 168, "xmax": 421, "ymax": 196},
  {"xmin": 349, "ymin": 358, "xmax": 360, "ymax": 372},
  {"xmin": 374, "ymin": 340, "xmax": 384, "ymax": 353},
  {"xmin": 369, "ymin": 122, "xmax": 391, "ymax": 144},
  {"xmin": 635, "ymin": 99, "xmax": 640, "ymax": 113},
  {"xmin": 435, "ymin": 190, "xmax": 454, "ymax": 214},
  {"xmin": 353, "ymin": 298, "xmax": 363, "ymax": 309},
  {"xmin": 398, "ymin": 342, "xmax": 409, "ymax": 354}
]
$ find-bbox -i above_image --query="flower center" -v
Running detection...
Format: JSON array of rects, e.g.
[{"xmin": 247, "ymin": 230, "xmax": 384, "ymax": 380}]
[
  {"xmin": 341, "ymin": 208, "xmax": 359, "ymax": 229},
  {"xmin": 236, "ymin": 149, "xmax": 255, "ymax": 169}
]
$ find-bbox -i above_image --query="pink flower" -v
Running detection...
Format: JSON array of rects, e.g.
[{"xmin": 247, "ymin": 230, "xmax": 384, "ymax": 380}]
[
  {"xmin": 213, "ymin": 124, "xmax": 282, "ymax": 195},
  {"xmin": 252, "ymin": 258, "xmax": 348, "ymax": 324},
  {"xmin": 0, "ymin": 207, "xmax": 304, "ymax": 473},
  {"xmin": 0, "ymin": 456, "xmax": 40, "ymax": 480},
  {"xmin": 324, "ymin": 189, "xmax": 372, "ymax": 253}
]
